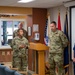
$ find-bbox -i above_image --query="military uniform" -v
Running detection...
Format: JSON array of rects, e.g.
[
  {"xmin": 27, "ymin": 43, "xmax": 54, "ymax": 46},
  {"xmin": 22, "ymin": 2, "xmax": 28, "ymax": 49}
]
[
  {"xmin": 48, "ymin": 30, "xmax": 68, "ymax": 75},
  {"xmin": 11, "ymin": 36, "xmax": 29, "ymax": 71},
  {"xmin": 13, "ymin": 29, "xmax": 28, "ymax": 39}
]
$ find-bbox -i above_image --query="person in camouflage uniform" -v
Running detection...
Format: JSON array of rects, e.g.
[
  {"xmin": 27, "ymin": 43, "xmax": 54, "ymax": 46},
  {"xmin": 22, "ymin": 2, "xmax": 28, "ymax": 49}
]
[
  {"xmin": 48, "ymin": 21, "xmax": 68, "ymax": 75},
  {"xmin": 13, "ymin": 22, "xmax": 28, "ymax": 39},
  {"xmin": 11, "ymin": 28, "xmax": 29, "ymax": 71}
]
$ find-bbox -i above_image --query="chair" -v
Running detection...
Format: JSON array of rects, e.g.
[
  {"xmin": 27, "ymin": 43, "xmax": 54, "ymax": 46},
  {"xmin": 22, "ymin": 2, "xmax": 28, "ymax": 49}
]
[
  {"xmin": 14, "ymin": 71, "xmax": 22, "ymax": 75},
  {"xmin": 18, "ymin": 71, "xmax": 28, "ymax": 75},
  {"xmin": 10, "ymin": 67, "xmax": 18, "ymax": 71},
  {"xmin": 0, "ymin": 65, "xmax": 6, "ymax": 75},
  {"xmin": 4, "ymin": 67, "xmax": 15, "ymax": 75}
]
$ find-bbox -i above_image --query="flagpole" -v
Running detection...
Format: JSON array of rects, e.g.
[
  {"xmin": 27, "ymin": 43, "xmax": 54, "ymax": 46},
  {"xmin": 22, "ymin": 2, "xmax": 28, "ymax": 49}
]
[
  {"xmin": 57, "ymin": 9, "xmax": 61, "ymax": 30},
  {"xmin": 64, "ymin": 11, "xmax": 69, "ymax": 75},
  {"xmin": 47, "ymin": 13, "xmax": 50, "ymax": 46}
]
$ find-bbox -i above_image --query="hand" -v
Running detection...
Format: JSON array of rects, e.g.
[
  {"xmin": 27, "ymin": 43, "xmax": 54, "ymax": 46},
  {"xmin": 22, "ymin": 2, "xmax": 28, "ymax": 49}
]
[
  {"xmin": 19, "ymin": 45, "xmax": 26, "ymax": 48},
  {"xmin": 45, "ymin": 62, "xmax": 50, "ymax": 69},
  {"xmin": 73, "ymin": 58, "xmax": 75, "ymax": 62}
]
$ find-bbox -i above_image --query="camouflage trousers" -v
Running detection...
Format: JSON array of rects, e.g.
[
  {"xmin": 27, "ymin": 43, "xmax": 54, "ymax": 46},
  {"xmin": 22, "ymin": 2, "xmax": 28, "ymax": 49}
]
[
  {"xmin": 12, "ymin": 56, "xmax": 28, "ymax": 71},
  {"xmin": 48, "ymin": 53, "xmax": 64, "ymax": 75}
]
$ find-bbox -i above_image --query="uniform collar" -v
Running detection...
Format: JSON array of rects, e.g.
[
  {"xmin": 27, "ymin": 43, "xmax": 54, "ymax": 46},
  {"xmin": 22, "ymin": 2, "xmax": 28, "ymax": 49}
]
[
  {"xmin": 51, "ymin": 29, "xmax": 58, "ymax": 34},
  {"xmin": 17, "ymin": 36, "xmax": 24, "ymax": 39}
]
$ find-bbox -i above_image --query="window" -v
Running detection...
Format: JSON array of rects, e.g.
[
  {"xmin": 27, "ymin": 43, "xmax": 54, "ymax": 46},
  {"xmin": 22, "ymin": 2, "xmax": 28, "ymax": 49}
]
[{"xmin": 0, "ymin": 19, "xmax": 27, "ymax": 49}]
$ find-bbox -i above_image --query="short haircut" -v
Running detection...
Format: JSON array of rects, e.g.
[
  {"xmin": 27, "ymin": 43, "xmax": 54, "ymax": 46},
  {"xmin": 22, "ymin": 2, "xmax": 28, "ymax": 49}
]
[
  {"xmin": 51, "ymin": 21, "xmax": 57, "ymax": 26},
  {"xmin": 17, "ymin": 28, "xmax": 24, "ymax": 33},
  {"xmin": 19, "ymin": 22, "xmax": 23, "ymax": 26}
]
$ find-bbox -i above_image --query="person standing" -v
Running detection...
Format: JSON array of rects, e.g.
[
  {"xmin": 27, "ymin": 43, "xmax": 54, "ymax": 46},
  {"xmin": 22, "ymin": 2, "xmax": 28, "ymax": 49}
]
[
  {"xmin": 48, "ymin": 21, "xmax": 68, "ymax": 75},
  {"xmin": 11, "ymin": 28, "xmax": 29, "ymax": 71},
  {"xmin": 13, "ymin": 22, "xmax": 28, "ymax": 39},
  {"xmin": 73, "ymin": 44, "xmax": 75, "ymax": 75}
]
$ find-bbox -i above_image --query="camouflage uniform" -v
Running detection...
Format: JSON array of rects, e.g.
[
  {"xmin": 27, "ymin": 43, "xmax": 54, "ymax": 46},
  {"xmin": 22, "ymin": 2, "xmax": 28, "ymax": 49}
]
[
  {"xmin": 48, "ymin": 30, "xmax": 68, "ymax": 75},
  {"xmin": 13, "ymin": 29, "xmax": 28, "ymax": 39},
  {"xmin": 11, "ymin": 36, "xmax": 29, "ymax": 71}
]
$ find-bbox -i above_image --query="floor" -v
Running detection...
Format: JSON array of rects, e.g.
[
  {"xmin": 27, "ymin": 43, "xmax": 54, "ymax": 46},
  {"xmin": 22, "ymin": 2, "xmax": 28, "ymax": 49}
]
[
  {"xmin": 69, "ymin": 61, "xmax": 74, "ymax": 75},
  {"xmin": 1, "ymin": 61, "xmax": 74, "ymax": 75}
]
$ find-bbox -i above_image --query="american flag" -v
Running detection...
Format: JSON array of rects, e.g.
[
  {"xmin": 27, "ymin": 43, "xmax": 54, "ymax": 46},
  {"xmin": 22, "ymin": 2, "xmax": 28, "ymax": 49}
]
[{"xmin": 44, "ymin": 19, "xmax": 49, "ymax": 46}]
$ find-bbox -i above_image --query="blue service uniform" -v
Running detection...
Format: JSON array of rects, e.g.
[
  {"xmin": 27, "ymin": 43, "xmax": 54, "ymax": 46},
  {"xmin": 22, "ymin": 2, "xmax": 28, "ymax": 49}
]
[{"xmin": 73, "ymin": 44, "xmax": 75, "ymax": 75}]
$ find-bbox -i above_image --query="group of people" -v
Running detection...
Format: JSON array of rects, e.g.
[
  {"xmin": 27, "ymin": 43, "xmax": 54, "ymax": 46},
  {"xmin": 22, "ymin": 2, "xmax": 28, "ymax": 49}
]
[
  {"xmin": 11, "ymin": 21, "xmax": 69, "ymax": 75},
  {"xmin": 11, "ymin": 22, "xmax": 28, "ymax": 71}
]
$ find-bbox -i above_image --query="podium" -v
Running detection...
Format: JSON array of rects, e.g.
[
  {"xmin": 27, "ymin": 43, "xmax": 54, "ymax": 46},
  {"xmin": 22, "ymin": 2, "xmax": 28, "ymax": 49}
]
[{"xmin": 29, "ymin": 42, "xmax": 49, "ymax": 75}]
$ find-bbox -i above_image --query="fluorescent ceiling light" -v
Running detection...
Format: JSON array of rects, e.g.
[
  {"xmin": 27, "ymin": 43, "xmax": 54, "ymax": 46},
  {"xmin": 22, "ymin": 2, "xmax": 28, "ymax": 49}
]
[{"xmin": 18, "ymin": 0, "xmax": 34, "ymax": 3}]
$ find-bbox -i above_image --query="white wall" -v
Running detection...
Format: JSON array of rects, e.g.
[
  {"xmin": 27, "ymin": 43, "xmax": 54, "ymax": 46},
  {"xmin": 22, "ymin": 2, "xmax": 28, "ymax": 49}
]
[{"xmin": 47, "ymin": 5, "xmax": 69, "ymax": 31}]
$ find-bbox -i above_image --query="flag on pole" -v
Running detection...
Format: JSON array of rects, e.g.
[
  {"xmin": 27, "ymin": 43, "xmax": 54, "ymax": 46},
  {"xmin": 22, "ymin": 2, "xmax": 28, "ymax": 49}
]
[
  {"xmin": 44, "ymin": 14, "xmax": 50, "ymax": 46},
  {"xmin": 44, "ymin": 18, "xmax": 49, "ymax": 46},
  {"xmin": 58, "ymin": 12, "xmax": 61, "ymax": 30},
  {"xmin": 64, "ymin": 12, "xmax": 69, "ymax": 75},
  {"xmin": 44, "ymin": 14, "xmax": 50, "ymax": 62}
]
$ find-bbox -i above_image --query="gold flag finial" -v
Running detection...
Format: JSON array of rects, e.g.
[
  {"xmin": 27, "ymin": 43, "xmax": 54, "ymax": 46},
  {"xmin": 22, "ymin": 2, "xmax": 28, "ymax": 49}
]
[
  {"xmin": 58, "ymin": 8, "xmax": 60, "ymax": 15},
  {"xmin": 58, "ymin": 8, "xmax": 60, "ymax": 12},
  {"xmin": 47, "ymin": 12, "xmax": 50, "ymax": 18}
]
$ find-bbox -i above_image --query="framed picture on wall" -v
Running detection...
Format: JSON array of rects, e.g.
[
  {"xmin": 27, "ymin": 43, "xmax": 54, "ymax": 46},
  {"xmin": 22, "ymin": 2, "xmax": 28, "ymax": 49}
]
[
  {"xmin": 34, "ymin": 33, "xmax": 40, "ymax": 41},
  {"xmin": 28, "ymin": 26, "xmax": 31, "ymax": 36},
  {"xmin": 33, "ymin": 24, "xmax": 39, "ymax": 32}
]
